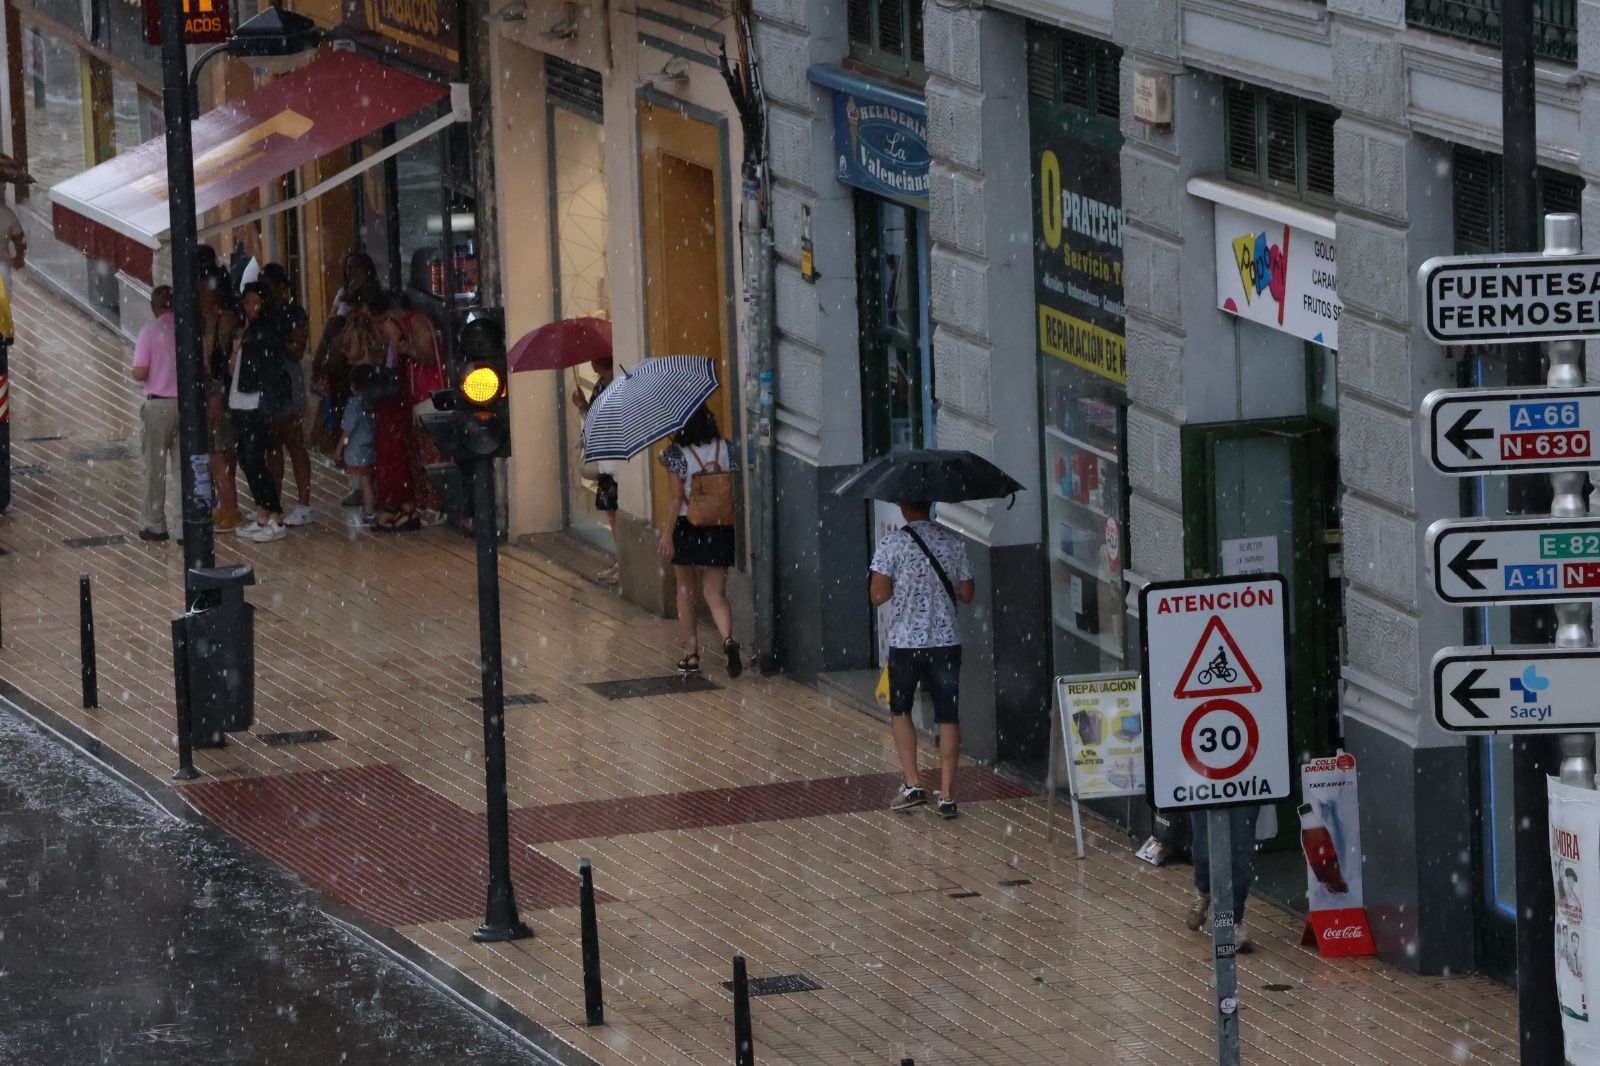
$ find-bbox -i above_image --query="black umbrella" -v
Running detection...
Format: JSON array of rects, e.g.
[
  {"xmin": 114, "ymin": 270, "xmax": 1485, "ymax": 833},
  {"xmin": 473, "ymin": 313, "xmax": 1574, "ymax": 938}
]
[{"xmin": 833, "ymin": 449, "xmax": 1025, "ymax": 503}]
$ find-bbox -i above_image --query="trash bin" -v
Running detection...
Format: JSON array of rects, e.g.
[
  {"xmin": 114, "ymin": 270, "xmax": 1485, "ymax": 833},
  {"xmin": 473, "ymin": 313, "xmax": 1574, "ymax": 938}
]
[{"xmin": 186, "ymin": 564, "xmax": 255, "ymax": 747}]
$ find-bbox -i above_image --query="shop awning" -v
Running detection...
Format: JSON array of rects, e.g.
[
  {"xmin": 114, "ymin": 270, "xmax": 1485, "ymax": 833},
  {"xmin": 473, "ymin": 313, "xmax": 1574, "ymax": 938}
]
[{"xmin": 49, "ymin": 49, "xmax": 463, "ymax": 283}]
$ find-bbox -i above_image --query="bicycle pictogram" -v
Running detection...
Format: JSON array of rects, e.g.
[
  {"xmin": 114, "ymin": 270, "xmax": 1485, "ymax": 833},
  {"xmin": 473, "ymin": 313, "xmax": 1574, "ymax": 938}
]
[{"xmin": 1197, "ymin": 647, "xmax": 1238, "ymax": 686}]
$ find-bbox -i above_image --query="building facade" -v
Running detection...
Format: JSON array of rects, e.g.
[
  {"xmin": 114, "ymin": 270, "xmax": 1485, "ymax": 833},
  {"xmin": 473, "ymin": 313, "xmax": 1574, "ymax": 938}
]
[{"xmin": 755, "ymin": 0, "xmax": 1600, "ymax": 981}]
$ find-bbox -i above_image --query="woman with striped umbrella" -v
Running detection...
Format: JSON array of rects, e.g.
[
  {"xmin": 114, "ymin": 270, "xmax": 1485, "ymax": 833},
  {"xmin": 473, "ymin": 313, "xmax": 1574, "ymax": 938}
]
[{"xmin": 580, "ymin": 355, "xmax": 740, "ymax": 677}]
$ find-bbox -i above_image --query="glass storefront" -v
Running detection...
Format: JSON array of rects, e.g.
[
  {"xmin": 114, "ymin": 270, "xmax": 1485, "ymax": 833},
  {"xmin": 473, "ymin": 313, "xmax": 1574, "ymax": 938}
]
[
  {"xmin": 21, "ymin": 27, "xmax": 86, "ymax": 204},
  {"xmin": 1027, "ymin": 27, "xmax": 1129, "ymax": 682}
]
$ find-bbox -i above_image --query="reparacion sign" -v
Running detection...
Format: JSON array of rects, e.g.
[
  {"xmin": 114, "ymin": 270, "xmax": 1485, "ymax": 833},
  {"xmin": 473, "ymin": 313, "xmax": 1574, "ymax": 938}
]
[{"xmin": 1421, "ymin": 252, "xmax": 1600, "ymax": 344}]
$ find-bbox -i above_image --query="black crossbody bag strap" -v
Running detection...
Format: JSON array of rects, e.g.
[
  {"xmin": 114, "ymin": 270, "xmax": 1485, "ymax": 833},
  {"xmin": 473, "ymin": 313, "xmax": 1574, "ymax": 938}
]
[{"xmin": 903, "ymin": 525, "xmax": 957, "ymax": 606}]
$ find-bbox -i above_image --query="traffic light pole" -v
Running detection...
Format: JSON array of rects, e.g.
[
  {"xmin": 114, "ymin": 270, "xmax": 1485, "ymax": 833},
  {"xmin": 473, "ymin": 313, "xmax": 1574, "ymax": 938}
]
[
  {"xmin": 468, "ymin": 451, "xmax": 530, "ymax": 943},
  {"xmin": 158, "ymin": 0, "xmax": 216, "ymax": 600}
]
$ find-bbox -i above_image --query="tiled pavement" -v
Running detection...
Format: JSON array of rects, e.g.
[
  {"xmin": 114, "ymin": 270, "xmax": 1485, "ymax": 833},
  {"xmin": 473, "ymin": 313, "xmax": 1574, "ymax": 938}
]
[{"xmin": 0, "ymin": 272, "xmax": 1518, "ymax": 1064}]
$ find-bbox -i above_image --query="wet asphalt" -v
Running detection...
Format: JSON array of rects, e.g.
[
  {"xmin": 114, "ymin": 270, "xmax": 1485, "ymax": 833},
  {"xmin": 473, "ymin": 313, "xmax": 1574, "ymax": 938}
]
[{"xmin": 0, "ymin": 706, "xmax": 548, "ymax": 1065}]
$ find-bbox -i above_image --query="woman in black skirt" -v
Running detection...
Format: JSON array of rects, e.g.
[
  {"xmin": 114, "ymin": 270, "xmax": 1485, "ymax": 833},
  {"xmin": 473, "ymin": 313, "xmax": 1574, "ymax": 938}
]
[{"xmin": 658, "ymin": 405, "xmax": 741, "ymax": 678}]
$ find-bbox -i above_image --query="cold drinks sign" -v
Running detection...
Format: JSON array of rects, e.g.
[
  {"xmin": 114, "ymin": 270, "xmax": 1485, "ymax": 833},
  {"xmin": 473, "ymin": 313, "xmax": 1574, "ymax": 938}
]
[{"xmin": 1139, "ymin": 576, "xmax": 1292, "ymax": 811}]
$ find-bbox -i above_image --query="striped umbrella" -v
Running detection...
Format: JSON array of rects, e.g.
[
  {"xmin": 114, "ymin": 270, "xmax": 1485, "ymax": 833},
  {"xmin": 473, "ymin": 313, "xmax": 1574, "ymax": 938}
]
[{"xmin": 580, "ymin": 355, "xmax": 720, "ymax": 462}]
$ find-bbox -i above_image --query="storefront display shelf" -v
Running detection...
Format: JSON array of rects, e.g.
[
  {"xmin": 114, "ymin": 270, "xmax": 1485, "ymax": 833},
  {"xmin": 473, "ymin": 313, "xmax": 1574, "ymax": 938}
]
[
  {"xmin": 1051, "ymin": 546, "xmax": 1118, "ymax": 585},
  {"xmin": 1052, "ymin": 610, "xmax": 1124, "ymax": 658},
  {"xmin": 1048, "ymin": 483, "xmax": 1117, "ymax": 518},
  {"xmin": 1044, "ymin": 425, "xmax": 1119, "ymax": 463}
]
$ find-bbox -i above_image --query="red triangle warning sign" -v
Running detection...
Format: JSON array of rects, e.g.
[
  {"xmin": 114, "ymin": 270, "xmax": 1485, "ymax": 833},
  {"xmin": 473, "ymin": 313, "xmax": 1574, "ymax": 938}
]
[{"xmin": 1173, "ymin": 615, "xmax": 1262, "ymax": 699}]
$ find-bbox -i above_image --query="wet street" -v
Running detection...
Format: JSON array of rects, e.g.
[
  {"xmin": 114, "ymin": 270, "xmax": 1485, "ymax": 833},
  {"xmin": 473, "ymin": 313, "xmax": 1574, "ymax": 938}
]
[{"xmin": 0, "ymin": 707, "xmax": 546, "ymax": 1065}]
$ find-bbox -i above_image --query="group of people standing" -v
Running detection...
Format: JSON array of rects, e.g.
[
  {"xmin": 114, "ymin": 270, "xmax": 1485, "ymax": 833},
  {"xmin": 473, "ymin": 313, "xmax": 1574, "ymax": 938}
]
[{"xmin": 135, "ymin": 248, "xmax": 454, "ymax": 542}]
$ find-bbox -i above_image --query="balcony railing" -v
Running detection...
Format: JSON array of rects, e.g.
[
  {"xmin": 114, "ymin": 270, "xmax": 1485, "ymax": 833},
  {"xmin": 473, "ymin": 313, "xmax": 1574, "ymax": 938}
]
[{"xmin": 1406, "ymin": 0, "xmax": 1577, "ymax": 62}]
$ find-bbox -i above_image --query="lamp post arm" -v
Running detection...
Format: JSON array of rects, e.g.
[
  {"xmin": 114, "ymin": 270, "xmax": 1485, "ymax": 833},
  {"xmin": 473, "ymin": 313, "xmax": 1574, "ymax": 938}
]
[{"xmin": 186, "ymin": 44, "xmax": 231, "ymax": 121}]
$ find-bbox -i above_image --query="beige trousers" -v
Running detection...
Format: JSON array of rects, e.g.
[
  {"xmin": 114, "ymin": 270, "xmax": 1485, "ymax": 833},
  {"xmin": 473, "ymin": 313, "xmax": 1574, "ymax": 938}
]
[{"xmin": 140, "ymin": 397, "xmax": 179, "ymax": 533}]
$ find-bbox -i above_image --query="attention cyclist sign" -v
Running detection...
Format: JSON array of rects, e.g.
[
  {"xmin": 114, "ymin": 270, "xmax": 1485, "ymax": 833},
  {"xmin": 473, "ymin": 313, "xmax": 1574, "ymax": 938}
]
[{"xmin": 1140, "ymin": 576, "xmax": 1292, "ymax": 811}]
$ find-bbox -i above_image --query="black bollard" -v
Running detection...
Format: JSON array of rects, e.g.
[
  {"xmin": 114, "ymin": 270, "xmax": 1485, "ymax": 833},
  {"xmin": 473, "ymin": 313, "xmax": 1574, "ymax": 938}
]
[
  {"xmin": 579, "ymin": 858, "xmax": 604, "ymax": 1026},
  {"xmin": 78, "ymin": 573, "xmax": 97, "ymax": 708},
  {"xmin": 170, "ymin": 615, "xmax": 198, "ymax": 780},
  {"xmin": 732, "ymin": 955, "xmax": 754, "ymax": 1066}
]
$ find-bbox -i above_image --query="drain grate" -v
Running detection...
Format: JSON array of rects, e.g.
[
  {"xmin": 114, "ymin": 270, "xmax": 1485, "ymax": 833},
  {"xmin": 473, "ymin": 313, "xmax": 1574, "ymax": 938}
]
[
  {"xmin": 998, "ymin": 878, "xmax": 1032, "ymax": 887},
  {"xmin": 21, "ymin": 435, "xmax": 64, "ymax": 442},
  {"xmin": 257, "ymin": 729, "xmax": 337, "ymax": 747},
  {"xmin": 586, "ymin": 674, "xmax": 719, "ymax": 700},
  {"xmin": 721, "ymin": 974, "xmax": 821, "ymax": 997},
  {"xmin": 1261, "ymin": 983, "xmax": 1294, "ymax": 993},
  {"xmin": 467, "ymin": 693, "xmax": 545, "ymax": 708},
  {"xmin": 12, "ymin": 464, "xmax": 45, "ymax": 478},
  {"xmin": 63, "ymin": 534, "xmax": 127, "ymax": 549},
  {"xmin": 69, "ymin": 446, "xmax": 135, "ymax": 463},
  {"xmin": 947, "ymin": 891, "xmax": 981, "ymax": 899}
]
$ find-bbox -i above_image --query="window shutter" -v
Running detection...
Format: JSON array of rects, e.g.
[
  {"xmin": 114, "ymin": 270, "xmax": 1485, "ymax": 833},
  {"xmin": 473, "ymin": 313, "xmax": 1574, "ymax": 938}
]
[
  {"xmin": 1225, "ymin": 84, "xmax": 1259, "ymax": 179},
  {"xmin": 546, "ymin": 56, "xmax": 603, "ymax": 118},
  {"xmin": 909, "ymin": 0, "xmax": 924, "ymax": 66},
  {"xmin": 1303, "ymin": 107, "xmax": 1336, "ymax": 199},
  {"xmin": 847, "ymin": 0, "xmax": 872, "ymax": 49},
  {"xmin": 1541, "ymin": 172, "xmax": 1584, "ymax": 219},
  {"xmin": 1025, "ymin": 27, "xmax": 1056, "ymax": 102},
  {"xmin": 1058, "ymin": 36, "xmax": 1091, "ymax": 111},
  {"xmin": 877, "ymin": 0, "xmax": 904, "ymax": 55},
  {"xmin": 1264, "ymin": 95, "xmax": 1297, "ymax": 188},
  {"xmin": 1453, "ymin": 147, "xmax": 1497, "ymax": 254},
  {"xmin": 1093, "ymin": 45, "xmax": 1121, "ymax": 121}
]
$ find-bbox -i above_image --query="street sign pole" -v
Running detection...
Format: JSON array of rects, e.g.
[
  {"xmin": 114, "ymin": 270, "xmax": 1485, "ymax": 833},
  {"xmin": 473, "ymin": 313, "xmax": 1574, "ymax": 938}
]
[{"xmin": 1208, "ymin": 809, "xmax": 1239, "ymax": 1066}]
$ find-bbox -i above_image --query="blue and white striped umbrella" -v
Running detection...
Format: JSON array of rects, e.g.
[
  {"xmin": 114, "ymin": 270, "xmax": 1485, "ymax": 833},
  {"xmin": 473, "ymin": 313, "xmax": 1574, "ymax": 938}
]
[{"xmin": 580, "ymin": 355, "xmax": 720, "ymax": 462}]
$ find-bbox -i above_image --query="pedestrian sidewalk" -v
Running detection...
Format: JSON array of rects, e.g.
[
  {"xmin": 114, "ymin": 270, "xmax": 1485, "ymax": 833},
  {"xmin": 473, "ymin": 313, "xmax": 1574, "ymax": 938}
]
[{"xmin": 0, "ymin": 272, "xmax": 1517, "ymax": 1065}]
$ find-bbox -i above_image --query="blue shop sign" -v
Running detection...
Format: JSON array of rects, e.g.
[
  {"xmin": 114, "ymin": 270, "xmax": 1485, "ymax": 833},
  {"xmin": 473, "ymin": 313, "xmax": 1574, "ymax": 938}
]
[{"xmin": 807, "ymin": 65, "xmax": 928, "ymax": 211}]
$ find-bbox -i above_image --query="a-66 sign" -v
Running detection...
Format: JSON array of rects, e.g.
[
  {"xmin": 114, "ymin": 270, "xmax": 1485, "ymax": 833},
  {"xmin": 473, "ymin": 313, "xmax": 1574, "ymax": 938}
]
[
  {"xmin": 1423, "ymin": 385, "xmax": 1600, "ymax": 475},
  {"xmin": 144, "ymin": 0, "xmax": 232, "ymax": 46}
]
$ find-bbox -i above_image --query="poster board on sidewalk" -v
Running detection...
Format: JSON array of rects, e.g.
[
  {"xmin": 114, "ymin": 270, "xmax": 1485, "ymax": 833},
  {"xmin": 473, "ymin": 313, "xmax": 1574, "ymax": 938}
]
[
  {"xmin": 1551, "ymin": 779, "xmax": 1600, "ymax": 1065},
  {"xmin": 1046, "ymin": 672, "xmax": 1143, "ymax": 858},
  {"xmin": 1297, "ymin": 751, "xmax": 1376, "ymax": 957}
]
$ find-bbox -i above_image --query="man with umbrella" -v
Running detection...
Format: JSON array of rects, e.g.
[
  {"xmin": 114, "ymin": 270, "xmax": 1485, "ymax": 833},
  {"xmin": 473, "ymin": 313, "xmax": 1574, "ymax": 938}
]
[{"xmin": 844, "ymin": 450, "xmax": 1020, "ymax": 820}]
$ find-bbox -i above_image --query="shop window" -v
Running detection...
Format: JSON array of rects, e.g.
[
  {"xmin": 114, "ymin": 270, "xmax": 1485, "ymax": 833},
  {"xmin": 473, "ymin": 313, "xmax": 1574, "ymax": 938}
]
[
  {"xmin": 1026, "ymin": 24, "xmax": 1120, "ymax": 122},
  {"xmin": 20, "ymin": 28, "xmax": 87, "ymax": 203},
  {"xmin": 847, "ymin": 0, "xmax": 924, "ymax": 80},
  {"xmin": 1223, "ymin": 83, "xmax": 1338, "ymax": 206}
]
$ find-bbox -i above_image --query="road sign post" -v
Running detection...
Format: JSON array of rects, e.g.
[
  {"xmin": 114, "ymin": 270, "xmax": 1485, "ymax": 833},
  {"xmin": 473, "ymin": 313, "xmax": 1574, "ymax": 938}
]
[{"xmin": 1140, "ymin": 575, "xmax": 1290, "ymax": 1066}]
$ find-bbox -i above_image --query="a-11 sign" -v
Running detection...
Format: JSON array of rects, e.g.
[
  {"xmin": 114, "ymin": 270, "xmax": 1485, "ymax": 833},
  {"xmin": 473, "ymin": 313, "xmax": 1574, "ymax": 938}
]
[
  {"xmin": 144, "ymin": 0, "xmax": 232, "ymax": 46},
  {"xmin": 1422, "ymin": 385, "xmax": 1600, "ymax": 475},
  {"xmin": 1434, "ymin": 646, "xmax": 1600, "ymax": 732},
  {"xmin": 1421, "ymin": 252, "xmax": 1600, "ymax": 345},
  {"xmin": 1428, "ymin": 518, "xmax": 1600, "ymax": 604}
]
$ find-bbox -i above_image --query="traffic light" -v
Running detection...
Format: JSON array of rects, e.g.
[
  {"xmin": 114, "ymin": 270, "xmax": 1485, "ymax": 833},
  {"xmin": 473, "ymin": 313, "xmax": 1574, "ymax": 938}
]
[{"xmin": 453, "ymin": 309, "xmax": 510, "ymax": 459}]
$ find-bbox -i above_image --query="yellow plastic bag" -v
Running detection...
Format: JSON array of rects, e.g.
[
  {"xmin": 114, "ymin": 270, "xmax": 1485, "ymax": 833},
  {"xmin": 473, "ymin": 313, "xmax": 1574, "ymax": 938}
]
[
  {"xmin": 874, "ymin": 662, "xmax": 891, "ymax": 707},
  {"xmin": 0, "ymin": 271, "xmax": 14, "ymax": 341}
]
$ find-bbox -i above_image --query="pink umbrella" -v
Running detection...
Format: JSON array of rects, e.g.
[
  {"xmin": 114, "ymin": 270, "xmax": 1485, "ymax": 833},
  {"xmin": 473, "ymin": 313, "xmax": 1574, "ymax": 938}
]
[{"xmin": 507, "ymin": 317, "xmax": 613, "ymax": 373}]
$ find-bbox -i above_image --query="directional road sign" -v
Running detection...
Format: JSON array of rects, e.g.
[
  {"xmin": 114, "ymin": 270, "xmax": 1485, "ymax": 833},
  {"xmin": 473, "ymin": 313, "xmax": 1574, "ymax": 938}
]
[
  {"xmin": 1422, "ymin": 385, "xmax": 1600, "ymax": 475},
  {"xmin": 1420, "ymin": 252, "xmax": 1600, "ymax": 345},
  {"xmin": 1434, "ymin": 646, "xmax": 1600, "ymax": 732},
  {"xmin": 1427, "ymin": 517, "xmax": 1600, "ymax": 604},
  {"xmin": 1139, "ymin": 576, "xmax": 1291, "ymax": 811}
]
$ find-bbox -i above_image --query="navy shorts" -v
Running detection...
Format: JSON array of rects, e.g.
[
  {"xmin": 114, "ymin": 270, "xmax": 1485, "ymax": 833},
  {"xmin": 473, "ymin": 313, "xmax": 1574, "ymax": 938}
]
[{"xmin": 888, "ymin": 645, "xmax": 962, "ymax": 725}]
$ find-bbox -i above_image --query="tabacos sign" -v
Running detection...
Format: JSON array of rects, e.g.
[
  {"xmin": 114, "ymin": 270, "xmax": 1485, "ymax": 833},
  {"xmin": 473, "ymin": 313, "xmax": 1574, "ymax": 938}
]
[
  {"xmin": 1213, "ymin": 202, "xmax": 1341, "ymax": 351},
  {"xmin": 831, "ymin": 93, "xmax": 929, "ymax": 211}
]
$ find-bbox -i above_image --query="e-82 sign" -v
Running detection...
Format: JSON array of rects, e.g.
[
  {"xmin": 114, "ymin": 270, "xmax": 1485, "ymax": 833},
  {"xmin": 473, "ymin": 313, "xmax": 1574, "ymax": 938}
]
[{"xmin": 144, "ymin": 0, "xmax": 232, "ymax": 46}]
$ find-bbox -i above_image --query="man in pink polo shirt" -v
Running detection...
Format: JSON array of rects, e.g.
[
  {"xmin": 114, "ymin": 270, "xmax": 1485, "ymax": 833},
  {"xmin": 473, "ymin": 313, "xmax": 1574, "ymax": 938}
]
[{"xmin": 131, "ymin": 286, "xmax": 178, "ymax": 542}]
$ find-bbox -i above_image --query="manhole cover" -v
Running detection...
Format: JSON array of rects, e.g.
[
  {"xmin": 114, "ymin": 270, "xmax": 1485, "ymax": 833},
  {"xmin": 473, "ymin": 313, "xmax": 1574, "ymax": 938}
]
[
  {"xmin": 586, "ymin": 674, "xmax": 719, "ymax": 700},
  {"xmin": 720, "ymin": 974, "xmax": 821, "ymax": 997},
  {"xmin": 63, "ymin": 534, "xmax": 127, "ymax": 549},
  {"xmin": 12, "ymin": 464, "xmax": 45, "ymax": 478},
  {"xmin": 467, "ymin": 693, "xmax": 545, "ymax": 707},
  {"xmin": 257, "ymin": 729, "xmax": 337, "ymax": 747},
  {"xmin": 69, "ymin": 446, "xmax": 135, "ymax": 462}
]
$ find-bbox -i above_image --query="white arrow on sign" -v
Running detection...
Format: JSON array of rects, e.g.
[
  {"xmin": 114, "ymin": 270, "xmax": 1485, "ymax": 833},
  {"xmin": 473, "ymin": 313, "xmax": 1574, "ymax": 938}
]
[
  {"xmin": 1433, "ymin": 646, "xmax": 1600, "ymax": 732},
  {"xmin": 1422, "ymin": 385, "xmax": 1600, "ymax": 475},
  {"xmin": 1427, "ymin": 517, "xmax": 1600, "ymax": 604},
  {"xmin": 1420, "ymin": 252, "xmax": 1600, "ymax": 345}
]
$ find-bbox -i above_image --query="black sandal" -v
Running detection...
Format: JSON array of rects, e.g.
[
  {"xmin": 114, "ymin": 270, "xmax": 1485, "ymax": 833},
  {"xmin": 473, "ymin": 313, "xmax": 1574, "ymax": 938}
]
[
  {"xmin": 677, "ymin": 653, "xmax": 700, "ymax": 676},
  {"xmin": 724, "ymin": 638, "xmax": 742, "ymax": 679},
  {"xmin": 373, "ymin": 508, "xmax": 421, "ymax": 534}
]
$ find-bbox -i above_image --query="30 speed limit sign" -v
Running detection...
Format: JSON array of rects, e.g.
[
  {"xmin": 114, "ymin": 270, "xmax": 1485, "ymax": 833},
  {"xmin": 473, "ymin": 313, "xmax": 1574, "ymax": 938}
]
[{"xmin": 1139, "ymin": 575, "xmax": 1291, "ymax": 811}]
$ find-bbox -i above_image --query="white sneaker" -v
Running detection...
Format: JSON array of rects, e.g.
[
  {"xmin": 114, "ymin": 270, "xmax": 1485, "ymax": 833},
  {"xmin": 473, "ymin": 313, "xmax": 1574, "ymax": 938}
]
[
  {"xmin": 1235, "ymin": 924, "xmax": 1253, "ymax": 954},
  {"xmin": 283, "ymin": 504, "xmax": 315, "ymax": 527},
  {"xmin": 240, "ymin": 519, "xmax": 287, "ymax": 542}
]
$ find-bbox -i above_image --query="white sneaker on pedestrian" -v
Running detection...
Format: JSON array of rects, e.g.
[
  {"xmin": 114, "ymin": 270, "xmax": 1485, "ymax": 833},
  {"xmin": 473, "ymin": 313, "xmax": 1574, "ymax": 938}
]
[
  {"xmin": 240, "ymin": 519, "xmax": 287, "ymax": 542},
  {"xmin": 1185, "ymin": 894, "xmax": 1208, "ymax": 931},
  {"xmin": 1235, "ymin": 924, "xmax": 1253, "ymax": 954},
  {"xmin": 283, "ymin": 504, "xmax": 315, "ymax": 527}
]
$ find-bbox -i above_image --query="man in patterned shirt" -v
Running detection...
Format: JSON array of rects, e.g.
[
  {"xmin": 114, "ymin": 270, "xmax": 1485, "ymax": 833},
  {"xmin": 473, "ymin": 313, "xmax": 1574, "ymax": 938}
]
[{"xmin": 869, "ymin": 500, "xmax": 975, "ymax": 819}]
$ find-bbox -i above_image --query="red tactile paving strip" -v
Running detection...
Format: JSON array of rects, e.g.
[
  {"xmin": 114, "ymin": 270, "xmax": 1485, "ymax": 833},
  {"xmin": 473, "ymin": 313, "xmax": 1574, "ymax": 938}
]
[
  {"xmin": 510, "ymin": 766, "xmax": 1031, "ymax": 844},
  {"xmin": 186, "ymin": 764, "xmax": 593, "ymax": 926},
  {"xmin": 186, "ymin": 764, "xmax": 1030, "ymax": 924}
]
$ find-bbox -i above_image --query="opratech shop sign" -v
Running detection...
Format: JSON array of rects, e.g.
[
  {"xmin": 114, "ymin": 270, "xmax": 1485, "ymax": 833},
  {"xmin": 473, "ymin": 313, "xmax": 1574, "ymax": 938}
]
[
  {"xmin": 1214, "ymin": 203, "xmax": 1341, "ymax": 350},
  {"xmin": 1296, "ymin": 751, "xmax": 1375, "ymax": 958}
]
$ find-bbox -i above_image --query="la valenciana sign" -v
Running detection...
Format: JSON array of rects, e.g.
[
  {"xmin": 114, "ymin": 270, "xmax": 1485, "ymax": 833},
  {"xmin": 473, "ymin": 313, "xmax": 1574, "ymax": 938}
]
[{"xmin": 143, "ymin": 0, "xmax": 232, "ymax": 46}]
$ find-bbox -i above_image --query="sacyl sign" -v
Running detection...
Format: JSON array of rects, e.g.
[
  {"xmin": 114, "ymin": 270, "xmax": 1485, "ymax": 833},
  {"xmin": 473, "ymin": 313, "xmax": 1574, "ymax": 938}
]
[{"xmin": 1421, "ymin": 252, "xmax": 1600, "ymax": 344}]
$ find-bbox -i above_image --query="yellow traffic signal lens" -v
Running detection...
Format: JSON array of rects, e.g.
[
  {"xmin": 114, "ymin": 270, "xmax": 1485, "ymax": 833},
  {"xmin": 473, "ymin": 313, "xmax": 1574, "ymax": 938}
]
[{"xmin": 461, "ymin": 365, "xmax": 503, "ymax": 406}]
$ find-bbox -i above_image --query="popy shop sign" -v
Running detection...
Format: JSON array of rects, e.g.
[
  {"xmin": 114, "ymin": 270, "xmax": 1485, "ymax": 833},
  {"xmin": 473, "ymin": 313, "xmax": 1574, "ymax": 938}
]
[{"xmin": 1213, "ymin": 202, "xmax": 1341, "ymax": 350}]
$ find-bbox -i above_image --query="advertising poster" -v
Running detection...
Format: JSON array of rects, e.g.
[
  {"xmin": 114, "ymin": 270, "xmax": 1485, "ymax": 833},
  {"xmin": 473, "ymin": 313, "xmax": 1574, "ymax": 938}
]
[
  {"xmin": 1057, "ymin": 673, "xmax": 1143, "ymax": 798},
  {"xmin": 1298, "ymin": 751, "xmax": 1376, "ymax": 957},
  {"xmin": 1030, "ymin": 102, "xmax": 1126, "ymax": 386},
  {"xmin": 1550, "ymin": 779, "xmax": 1600, "ymax": 1064},
  {"xmin": 1213, "ymin": 202, "xmax": 1341, "ymax": 350}
]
